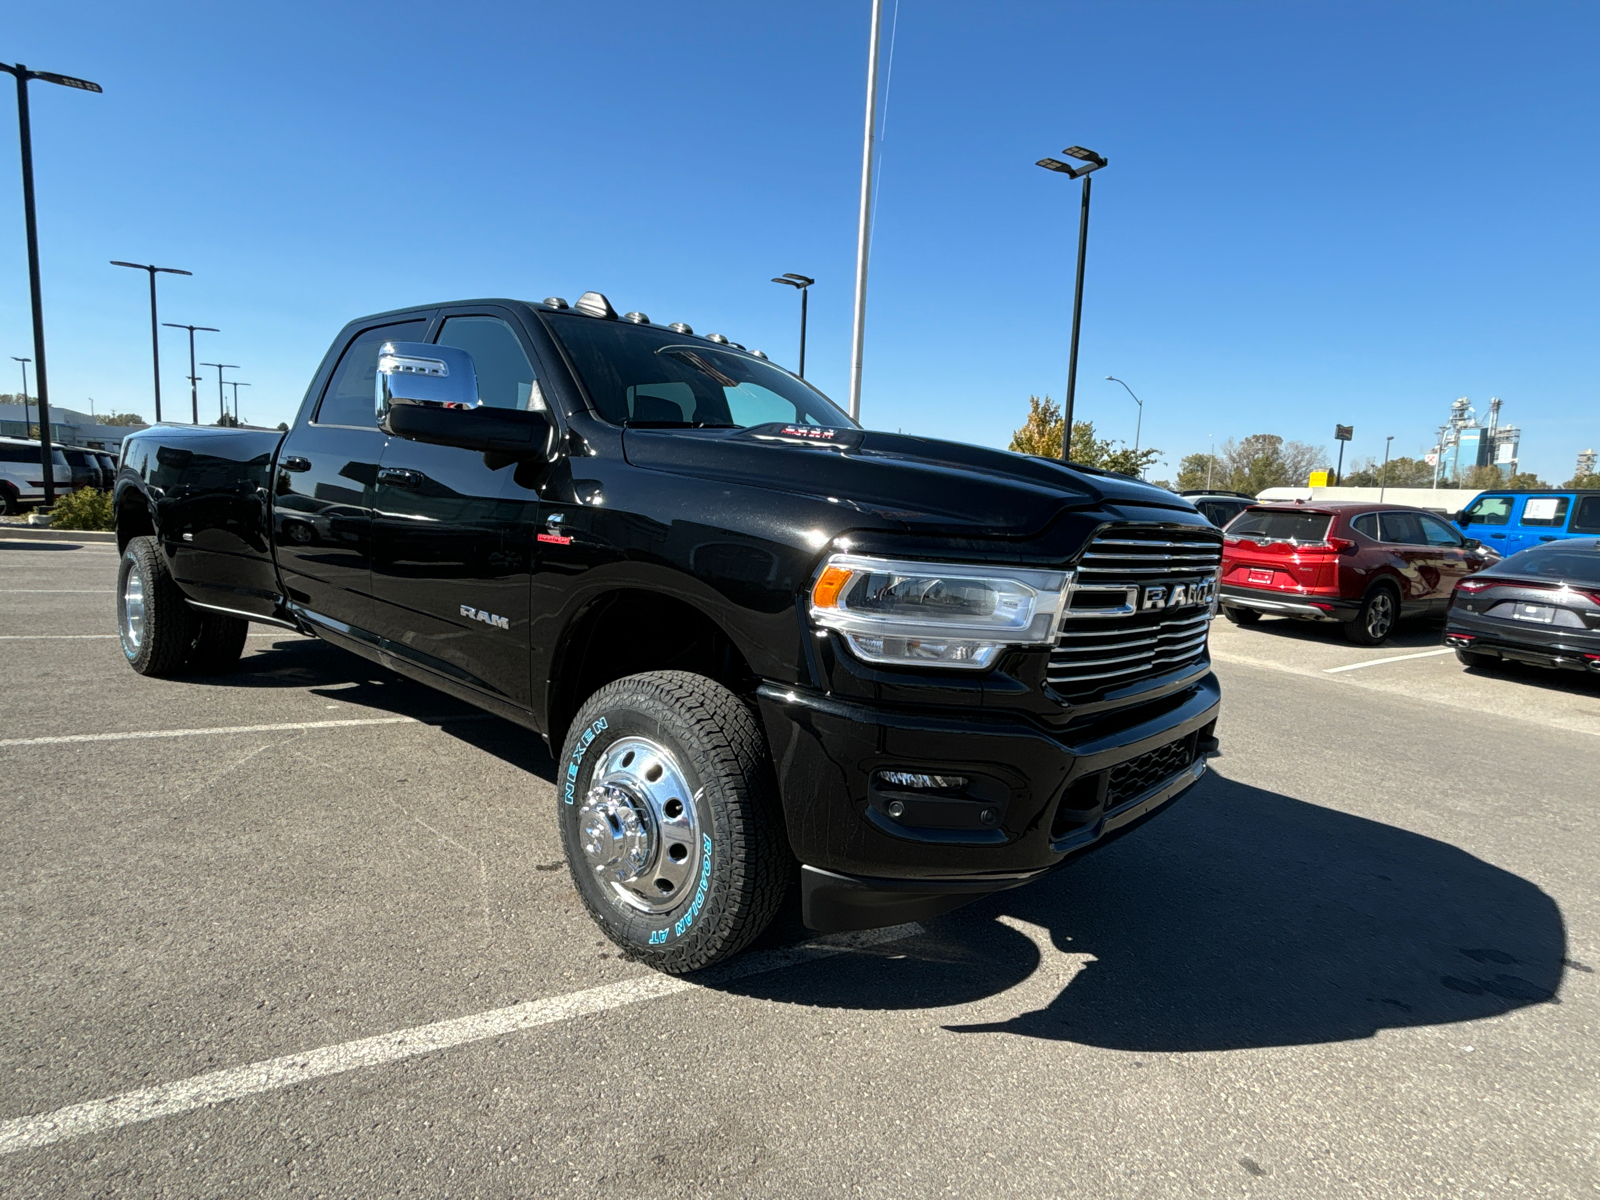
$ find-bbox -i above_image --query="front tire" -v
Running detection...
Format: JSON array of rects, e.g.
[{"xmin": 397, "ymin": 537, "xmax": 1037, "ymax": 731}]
[
  {"xmin": 1344, "ymin": 585, "xmax": 1398, "ymax": 646},
  {"xmin": 0, "ymin": 483, "xmax": 19, "ymax": 516},
  {"xmin": 118, "ymin": 536, "xmax": 198, "ymax": 676},
  {"xmin": 557, "ymin": 671, "xmax": 788, "ymax": 973}
]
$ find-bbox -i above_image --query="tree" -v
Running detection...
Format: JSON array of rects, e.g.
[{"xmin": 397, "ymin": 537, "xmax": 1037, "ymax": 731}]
[
  {"xmin": 1562, "ymin": 473, "xmax": 1600, "ymax": 489},
  {"xmin": 215, "ymin": 413, "xmax": 240, "ymax": 428},
  {"xmin": 1340, "ymin": 455, "xmax": 1435, "ymax": 488},
  {"xmin": 1172, "ymin": 434, "xmax": 1328, "ymax": 494},
  {"xmin": 1462, "ymin": 464, "xmax": 1504, "ymax": 490},
  {"xmin": 1175, "ymin": 452, "xmax": 1218, "ymax": 492},
  {"xmin": 101, "ymin": 412, "xmax": 147, "ymax": 427},
  {"xmin": 1008, "ymin": 395, "xmax": 1160, "ymax": 477},
  {"xmin": 276, "ymin": 422, "xmax": 289, "ymax": 432},
  {"xmin": 1504, "ymin": 472, "xmax": 1548, "ymax": 490}
]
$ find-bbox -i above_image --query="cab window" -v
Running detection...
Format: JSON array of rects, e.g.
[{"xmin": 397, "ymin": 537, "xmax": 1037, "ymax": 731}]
[
  {"xmin": 1378, "ymin": 511, "xmax": 1427, "ymax": 544},
  {"xmin": 1461, "ymin": 495, "xmax": 1511, "ymax": 526},
  {"xmin": 435, "ymin": 315, "xmax": 543, "ymax": 411},
  {"xmin": 1519, "ymin": 495, "xmax": 1571, "ymax": 527},
  {"xmin": 1350, "ymin": 513, "xmax": 1378, "ymax": 539},
  {"xmin": 1571, "ymin": 496, "xmax": 1600, "ymax": 535},
  {"xmin": 315, "ymin": 319, "xmax": 428, "ymax": 427}
]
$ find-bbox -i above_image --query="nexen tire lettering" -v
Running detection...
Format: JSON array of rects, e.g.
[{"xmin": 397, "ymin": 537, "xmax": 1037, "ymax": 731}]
[{"xmin": 563, "ymin": 717, "xmax": 608, "ymax": 804}]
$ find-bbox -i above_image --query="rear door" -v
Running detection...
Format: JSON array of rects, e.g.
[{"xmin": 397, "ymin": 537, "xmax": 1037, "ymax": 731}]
[
  {"xmin": 1376, "ymin": 510, "xmax": 1434, "ymax": 609},
  {"xmin": 370, "ymin": 308, "xmax": 545, "ymax": 706},
  {"xmin": 1571, "ymin": 496, "xmax": 1600, "ymax": 538},
  {"xmin": 275, "ymin": 315, "xmax": 431, "ymax": 635},
  {"xmin": 1508, "ymin": 494, "xmax": 1574, "ymax": 553},
  {"xmin": 1418, "ymin": 512, "xmax": 1474, "ymax": 606}
]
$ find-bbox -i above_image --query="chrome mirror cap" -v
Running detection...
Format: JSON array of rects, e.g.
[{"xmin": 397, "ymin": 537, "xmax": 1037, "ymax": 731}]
[{"xmin": 375, "ymin": 341, "xmax": 480, "ymax": 418}]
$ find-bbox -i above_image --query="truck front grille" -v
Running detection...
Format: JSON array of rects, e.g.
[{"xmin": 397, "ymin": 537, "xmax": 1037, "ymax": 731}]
[{"xmin": 1047, "ymin": 525, "xmax": 1222, "ymax": 699}]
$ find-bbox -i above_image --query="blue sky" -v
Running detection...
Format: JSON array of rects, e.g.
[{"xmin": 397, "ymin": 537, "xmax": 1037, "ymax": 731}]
[{"xmin": 4, "ymin": 1, "xmax": 1597, "ymax": 482}]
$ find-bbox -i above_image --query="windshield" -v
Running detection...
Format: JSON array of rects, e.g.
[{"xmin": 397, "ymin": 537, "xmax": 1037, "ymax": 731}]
[
  {"xmin": 543, "ymin": 314, "xmax": 855, "ymax": 430},
  {"xmin": 1228, "ymin": 509, "xmax": 1333, "ymax": 543}
]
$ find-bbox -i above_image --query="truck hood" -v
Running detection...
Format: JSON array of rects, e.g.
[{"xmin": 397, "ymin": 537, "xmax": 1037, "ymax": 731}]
[{"xmin": 622, "ymin": 424, "xmax": 1194, "ymax": 537}]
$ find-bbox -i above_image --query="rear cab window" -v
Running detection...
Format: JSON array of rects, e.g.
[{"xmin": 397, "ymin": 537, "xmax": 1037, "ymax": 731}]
[
  {"xmin": 1571, "ymin": 496, "xmax": 1600, "ymax": 535},
  {"xmin": 1519, "ymin": 495, "xmax": 1572, "ymax": 528},
  {"xmin": 1228, "ymin": 509, "xmax": 1333, "ymax": 543}
]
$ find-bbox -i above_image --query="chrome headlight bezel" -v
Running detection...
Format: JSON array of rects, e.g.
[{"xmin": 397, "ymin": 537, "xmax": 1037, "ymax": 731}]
[{"xmin": 807, "ymin": 554, "xmax": 1070, "ymax": 671}]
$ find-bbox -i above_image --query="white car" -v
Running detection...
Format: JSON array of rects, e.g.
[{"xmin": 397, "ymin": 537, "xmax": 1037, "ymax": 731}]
[{"xmin": 0, "ymin": 437, "xmax": 72, "ymax": 514}]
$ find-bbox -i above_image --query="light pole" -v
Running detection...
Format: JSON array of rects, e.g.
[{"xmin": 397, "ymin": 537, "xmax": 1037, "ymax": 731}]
[
  {"xmin": 1037, "ymin": 145, "xmax": 1107, "ymax": 461},
  {"xmin": 226, "ymin": 381, "xmax": 250, "ymax": 423},
  {"xmin": 111, "ymin": 261, "xmax": 191, "ymax": 423},
  {"xmin": 1206, "ymin": 434, "xmax": 1215, "ymax": 490},
  {"xmin": 11, "ymin": 356, "xmax": 31, "ymax": 436},
  {"xmin": 2, "ymin": 60, "xmax": 102, "ymax": 506},
  {"xmin": 770, "ymin": 274, "xmax": 814, "ymax": 378},
  {"xmin": 1104, "ymin": 375, "xmax": 1144, "ymax": 458},
  {"xmin": 1379, "ymin": 435, "xmax": 1395, "ymax": 502},
  {"xmin": 163, "ymin": 323, "xmax": 219, "ymax": 424},
  {"xmin": 200, "ymin": 363, "xmax": 239, "ymax": 423},
  {"xmin": 847, "ymin": 0, "xmax": 884, "ymax": 423}
]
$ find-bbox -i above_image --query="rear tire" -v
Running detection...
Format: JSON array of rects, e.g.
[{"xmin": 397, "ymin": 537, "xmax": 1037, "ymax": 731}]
[
  {"xmin": 1222, "ymin": 605, "xmax": 1261, "ymax": 626},
  {"xmin": 118, "ymin": 536, "xmax": 198, "ymax": 676},
  {"xmin": 187, "ymin": 612, "xmax": 249, "ymax": 674},
  {"xmin": 0, "ymin": 483, "xmax": 18, "ymax": 516},
  {"xmin": 1343, "ymin": 585, "xmax": 1398, "ymax": 646},
  {"xmin": 1455, "ymin": 647, "xmax": 1495, "ymax": 669},
  {"xmin": 557, "ymin": 670, "xmax": 788, "ymax": 973}
]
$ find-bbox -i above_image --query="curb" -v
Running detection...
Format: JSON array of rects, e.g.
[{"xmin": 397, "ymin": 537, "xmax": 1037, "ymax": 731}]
[{"xmin": 0, "ymin": 526, "xmax": 117, "ymax": 543}]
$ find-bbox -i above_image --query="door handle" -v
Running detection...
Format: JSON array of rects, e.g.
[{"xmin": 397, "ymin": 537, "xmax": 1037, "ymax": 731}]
[
  {"xmin": 1490, "ymin": 533, "xmax": 1505, "ymax": 539},
  {"xmin": 1539, "ymin": 535, "xmax": 1557, "ymax": 542},
  {"xmin": 378, "ymin": 467, "xmax": 423, "ymax": 489},
  {"xmin": 281, "ymin": 456, "xmax": 310, "ymax": 473}
]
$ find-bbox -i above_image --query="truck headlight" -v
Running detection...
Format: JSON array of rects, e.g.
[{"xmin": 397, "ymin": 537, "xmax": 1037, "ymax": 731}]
[{"xmin": 808, "ymin": 555, "xmax": 1069, "ymax": 670}]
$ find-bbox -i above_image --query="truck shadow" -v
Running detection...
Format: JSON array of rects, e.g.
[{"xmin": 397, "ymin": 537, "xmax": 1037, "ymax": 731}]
[
  {"xmin": 716, "ymin": 774, "xmax": 1570, "ymax": 1051},
  {"xmin": 1226, "ymin": 616, "xmax": 1443, "ymax": 650}
]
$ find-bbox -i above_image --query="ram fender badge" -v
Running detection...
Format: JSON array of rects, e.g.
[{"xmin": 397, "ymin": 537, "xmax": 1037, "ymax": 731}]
[{"xmin": 460, "ymin": 604, "xmax": 510, "ymax": 630}]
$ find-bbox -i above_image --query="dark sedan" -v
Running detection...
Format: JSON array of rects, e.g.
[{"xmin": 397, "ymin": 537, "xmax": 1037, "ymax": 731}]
[{"xmin": 1444, "ymin": 538, "xmax": 1600, "ymax": 675}]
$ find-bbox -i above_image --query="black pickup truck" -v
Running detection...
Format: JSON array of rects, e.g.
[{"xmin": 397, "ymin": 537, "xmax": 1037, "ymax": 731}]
[{"xmin": 113, "ymin": 292, "xmax": 1223, "ymax": 971}]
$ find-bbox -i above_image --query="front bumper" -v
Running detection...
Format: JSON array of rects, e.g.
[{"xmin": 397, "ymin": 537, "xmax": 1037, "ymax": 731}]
[
  {"xmin": 1445, "ymin": 609, "xmax": 1600, "ymax": 673},
  {"xmin": 757, "ymin": 674, "xmax": 1221, "ymax": 931},
  {"xmin": 1220, "ymin": 583, "xmax": 1357, "ymax": 621}
]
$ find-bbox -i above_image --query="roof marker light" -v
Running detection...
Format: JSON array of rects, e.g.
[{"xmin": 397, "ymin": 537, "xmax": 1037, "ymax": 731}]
[
  {"xmin": 543, "ymin": 296, "xmax": 569, "ymax": 309},
  {"xmin": 667, "ymin": 322, "xmax": 694, "ymax": 335},
  {"xmin": 704, "ymin": 333, "xmax": 730, "ymax": 344},
  {"xmin": 623, "ymin": 311, "xmax": 650, "ymax": 324},
  {"xmin": 574, "ymin": 291, "xmax": 617, "ymax": 319}
]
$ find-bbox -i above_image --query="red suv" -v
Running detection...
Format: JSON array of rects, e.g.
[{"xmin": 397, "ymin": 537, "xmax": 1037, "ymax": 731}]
[{"xmin": 1218, "ymin": 502, "xmax": 1494, "ymax": 645}]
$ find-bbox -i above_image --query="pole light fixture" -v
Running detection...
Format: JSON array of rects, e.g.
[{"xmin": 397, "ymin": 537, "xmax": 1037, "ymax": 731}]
[
  {"xmin": 1104, "ymin": 375, "xmax": 1144, "ymax": 460},
  {"xmin": 1037, "ymin": 145, "xmax": 1107, "ymax": 462},
  {"xmin": 226, "ymin": 381, "xmax": 250, "ymax": 423},
  {"xmin": 2, "ymin": 60, "xmax": 103, "ymax": 506},
  {"xmin": 200, "ymin": 363, "xmax": 239, "ymax": 423},
  {"xmin": 1380, "ymin": 435, "xmax": 1395, "ymax": 502},
  {"xmin": 111, "ymin": 261, "xmax": 191, "ymax": 423},
  {"xmin": 11, "ymin": 356, "xmax": 32, "ymax": 437},
  {"xmin": 770, "ymin": 273, "xmax": 814, "ymax": 378},
  {"xmin": 163, "ymin": 323, "xmax": 220, "ymax": 424}
]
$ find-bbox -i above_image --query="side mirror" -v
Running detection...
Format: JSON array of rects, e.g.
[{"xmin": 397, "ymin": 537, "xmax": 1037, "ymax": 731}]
[
  {"xmin": 1454, "ymin": 510, "xmax": 1470, "ymax": 527},
  {"xmin": 1463, "ymin": 537, "xmax": 1482, "ymax": 551},
  {"xmin": 376, "ymin": 341, "xmax": 551, "ymax": 458}
]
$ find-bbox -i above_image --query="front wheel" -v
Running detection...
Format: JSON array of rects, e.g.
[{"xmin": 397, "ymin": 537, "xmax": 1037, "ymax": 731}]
[
  {"xmin": 1344, "ymin": 586, "xmax": 1397, "ymax": 646},
  {"xmin": 557, "ymin": 671, "xmax": 788, "ymax": 973}
]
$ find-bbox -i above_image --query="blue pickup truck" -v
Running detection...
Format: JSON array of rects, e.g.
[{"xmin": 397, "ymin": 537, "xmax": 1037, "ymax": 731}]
[{"xmin": 1456, "ymin": 490, "xmax": 1600, "ymax": 554}]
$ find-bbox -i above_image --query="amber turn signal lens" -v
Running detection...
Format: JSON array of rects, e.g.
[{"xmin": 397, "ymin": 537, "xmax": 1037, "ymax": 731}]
[{"xmin": 812, "ymin": 565, "xmax": 852, "ymax": 609}]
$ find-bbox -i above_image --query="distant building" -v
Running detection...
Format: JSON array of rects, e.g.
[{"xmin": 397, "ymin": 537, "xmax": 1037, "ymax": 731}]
[
  {"xmin": 0, "ymin": 403, "xmax": 149, "ymax": 453},
  {"xmin": 1578, "ymin": 449, "xmax": 1598, "ymax": 480}
]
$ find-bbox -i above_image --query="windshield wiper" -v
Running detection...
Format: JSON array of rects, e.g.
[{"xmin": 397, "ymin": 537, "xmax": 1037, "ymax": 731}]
[{"xmin": 621, "ymin": 419, "xmax": 738, "ymax": 429}]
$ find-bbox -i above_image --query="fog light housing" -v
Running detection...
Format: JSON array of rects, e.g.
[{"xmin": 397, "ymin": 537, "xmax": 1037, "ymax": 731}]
[{"xmin": 875, "ymin": 770, "xmax": 969, "ymax": 791}]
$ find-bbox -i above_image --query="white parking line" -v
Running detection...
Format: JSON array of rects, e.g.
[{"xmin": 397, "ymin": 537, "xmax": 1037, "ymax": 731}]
[
  {"xmin": 0, "ymin": 715, "xmax": 495, "ymax": 747},
  {"xmin": 0, "ymin": 589, "xmax": 112, "ymax": 593},
  {"xmin": 1323, "ymin": 648, "xmax": 1455, "ymax": 674},
  {"xmin": 0, "ymin": 922, "xmax": 922, "ymax": 1155}
]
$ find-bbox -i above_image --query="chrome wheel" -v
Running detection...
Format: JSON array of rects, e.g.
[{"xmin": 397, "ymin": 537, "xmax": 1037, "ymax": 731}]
[
  {"xmin": 1365, "ymin": 591, "xmax": 1394, "ymax": 639},
  {"xmin": 120, "ymin": 561, "xmax": 146, "ymax": 658},
  {"xmin": 576, "ymin": 736, "xmax": 701, "ymax": 914}
]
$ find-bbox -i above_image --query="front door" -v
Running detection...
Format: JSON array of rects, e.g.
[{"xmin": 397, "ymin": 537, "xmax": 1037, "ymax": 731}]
[
  {"xmin": 370, "ymin": 310, "xmax": 546, "ymax": 706},
  {"xmin": 1418, "ymin": 512, "xmax": 1474, "ymax": 608},
  {"xmin": 275, "ymin": 316, "xmax": 429, "ymax": 634},
  {"xmin": 1458, "ymin": 493, "xmax": 1513, "ymax": 552}
]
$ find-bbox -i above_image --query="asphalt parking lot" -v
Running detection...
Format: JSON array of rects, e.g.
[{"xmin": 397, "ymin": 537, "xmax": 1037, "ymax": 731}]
[{"xmin": 2, "ymin": 537, "xmax": 1597, "ymax": 1197}]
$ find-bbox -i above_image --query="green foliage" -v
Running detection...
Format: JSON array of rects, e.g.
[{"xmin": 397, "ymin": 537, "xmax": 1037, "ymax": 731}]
[
  {"xmin": 48, "ymin": 487, "xmax": 115, "ymax": 531},
  {"xmin": 276, "ymin": 422, "xmax": 289, "ymax": 432},
  {"xmin": 1461, "ymin": 464, "xmax": 1505, "ymax": 489},
  {"xmin": 1008, "ymin": 395, "xmax": 1160, "ymax": 478},
  {"xmin": 215, "ymin": 413, "xmax": 241, "ymax": 428},
  {"xmin": 1339, "ymin": 455, "xmax": 1436, "ymax": 488},
  {"xmin": 1562, "ymin": 473, "xmax": 1600, "ymax": 489},
  {"xmin": 1504, "ymin": 472, "xmax": 1549, "ymax": 490},
  {"xmin": 100, "ymin": 412, "xmax": 146, "ymax": 427},
  {"xmin": 1174, "ymin": 435, "xmax": 1328, "ymax": 494}
]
